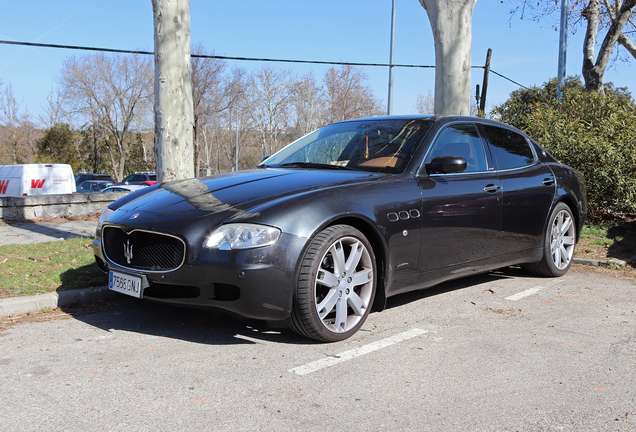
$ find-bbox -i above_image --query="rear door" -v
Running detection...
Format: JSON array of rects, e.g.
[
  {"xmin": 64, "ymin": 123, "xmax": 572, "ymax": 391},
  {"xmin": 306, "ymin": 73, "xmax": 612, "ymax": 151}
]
[{"xmin": 479, "ymin": 124, "xmax": 556, "ymax": 255}]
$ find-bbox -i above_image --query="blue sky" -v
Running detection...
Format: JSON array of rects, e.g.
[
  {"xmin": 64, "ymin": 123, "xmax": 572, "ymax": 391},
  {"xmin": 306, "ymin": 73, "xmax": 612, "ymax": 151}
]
[{"xmin": 0, "ymin": 1, "xmax": 633, "ymax": 122}]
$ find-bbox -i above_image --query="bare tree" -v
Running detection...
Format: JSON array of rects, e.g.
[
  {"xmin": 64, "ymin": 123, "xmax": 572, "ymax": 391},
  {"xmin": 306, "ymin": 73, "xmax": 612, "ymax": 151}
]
[
  {"xmin": 414, "ymin": 90, "xmax": 435, "ymax": 114},
  {"xmin": 60, "ymin": 53, "xmax": 152, "ymax": 181},
  {"xmin": 195, "ymin": 66, "xmax": 247, "ymax": 175},
  {"xmin": 39, "ymin": 91, "xmax": 68, "ymax": 130},
  {"xmin": 419, "ymin": 0, "xmax": 478, "ymax": 115},
  {"xmin": 292, "ymin": 72, "xmax": 325, "ymax": 135},
  {"xmin": 323, "ymin": 65, "xmax": 383, "ymax": 123},
  {"xmin": 511, "ymin": 0, "xmax": 636, "ymax": 94},
  {"xmin": 415, "ymin": 88, "xmax": 480, "ymax": 115},
  {"xmin": 0, "ymin": 82, "xmax": 39, "ymax": 164},
  {"xmin": 247, "ymin": 66, "xmax": 294, "ymax": 158},
  {"xmin": 191, "ymin": 46, "xmax": 248, "ymax": 175},
  {"xmin": 152, "ymin": 0, "xmax": 194, "ymax": 182},
  {"xmin": 192, "ymin": 44, "xmax": 225, "ymax": 176}
]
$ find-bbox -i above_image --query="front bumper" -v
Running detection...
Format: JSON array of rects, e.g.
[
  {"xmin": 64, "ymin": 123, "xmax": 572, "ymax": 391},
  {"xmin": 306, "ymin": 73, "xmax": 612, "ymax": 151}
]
[{"xmin": 93, "ymin": 228, "xmax": 307, "ymax": 322}]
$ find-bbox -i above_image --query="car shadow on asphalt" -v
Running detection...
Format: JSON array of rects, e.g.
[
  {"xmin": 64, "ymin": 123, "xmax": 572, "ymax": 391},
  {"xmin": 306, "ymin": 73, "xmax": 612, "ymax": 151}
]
[
  {"xmin": 61, "ymin": 266, "xmax": 541, "ymax": 346},
  {"xmin": 61, "ymin": 297, "xmax": 312, "ymax": 346},
  {"xmin": 384, "ymin": 265, "xmax": 535, "ymax": 310}
]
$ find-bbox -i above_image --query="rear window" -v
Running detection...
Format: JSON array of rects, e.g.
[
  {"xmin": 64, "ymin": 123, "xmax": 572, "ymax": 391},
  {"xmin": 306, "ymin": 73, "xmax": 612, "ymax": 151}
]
[{"xmin": 482, "ymin": 125, "xmax": 534, "ymax": 170}]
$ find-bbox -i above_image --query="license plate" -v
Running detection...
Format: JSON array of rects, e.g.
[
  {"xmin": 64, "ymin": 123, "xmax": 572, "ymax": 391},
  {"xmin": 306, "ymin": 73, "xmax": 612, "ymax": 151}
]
[{"xmin": 109, "ymin": 270, "xmax": 142, "ymax": 298}]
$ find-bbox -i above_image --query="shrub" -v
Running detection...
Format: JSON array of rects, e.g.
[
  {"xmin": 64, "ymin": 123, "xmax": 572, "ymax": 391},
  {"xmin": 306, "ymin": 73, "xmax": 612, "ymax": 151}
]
[{"xmin": 493, "ymin": 77, "xmax": 636, "ymax": 214}]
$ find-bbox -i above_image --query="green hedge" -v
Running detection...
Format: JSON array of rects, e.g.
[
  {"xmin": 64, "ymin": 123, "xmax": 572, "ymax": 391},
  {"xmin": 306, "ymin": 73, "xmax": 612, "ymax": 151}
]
[{"xmin": 493, "ymin": 78, "xmax": 636, "ymax": 214}]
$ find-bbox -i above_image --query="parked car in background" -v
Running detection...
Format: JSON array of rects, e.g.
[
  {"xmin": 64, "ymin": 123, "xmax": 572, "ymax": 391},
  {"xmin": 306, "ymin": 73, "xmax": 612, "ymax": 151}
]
[
  {"xmin": 119, "ymin": 172, "xmax": 157, "ymax": 185},
  {"xmin": 75, "ymin": 173, "xmax": 114, "ymax": 185},
  {"xmin": 94, "ymin": 115, "xmax": 587, "ymax": 342},
  {"xmin": 0, "ymin": 163, "xmax": 76, "ymax": 196},
  {"xmin": 139, "ymin": 180, "xmax": 157, "ymax": 187},
  {"xmin": 101, "ymin": 185, "xmax": 147, "ymax": 193},
  {"xmin": 76, "ymin": 180, "xmax": 114, "ymax": 193}
]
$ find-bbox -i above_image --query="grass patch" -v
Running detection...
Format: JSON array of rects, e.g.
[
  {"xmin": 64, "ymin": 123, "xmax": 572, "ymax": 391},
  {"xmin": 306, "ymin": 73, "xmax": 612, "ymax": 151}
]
[
  {"xmin": 0, "ymin": 237, "xmax": 106, "ymax": 299},
  {"xmin": 575, "ymin": 220, "xmax": 636, "ymax": 263},
  {"xmin": 590, "ymin": 238, "xmax": 613, "ymax": 247}
]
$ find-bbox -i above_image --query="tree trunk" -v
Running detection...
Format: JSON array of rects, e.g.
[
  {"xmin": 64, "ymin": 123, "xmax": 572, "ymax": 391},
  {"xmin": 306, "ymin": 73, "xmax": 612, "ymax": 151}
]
[
  {"xmin": 419, "ymin": 0, "xmax": 477, "ymax": 115},
  {"xmin": 152, "ymin": 0, "xmax": 194, "ymax": 183},
  {"xmin": 582, "ymin": 0, "xmax": 636, "ymax": 94}
]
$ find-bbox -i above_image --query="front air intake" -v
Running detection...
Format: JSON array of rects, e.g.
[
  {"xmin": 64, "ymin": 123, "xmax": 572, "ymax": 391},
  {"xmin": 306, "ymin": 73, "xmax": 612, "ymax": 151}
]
[{"xmin": 102, "ymin": 226, "xmax": 186, "ymax": 272}]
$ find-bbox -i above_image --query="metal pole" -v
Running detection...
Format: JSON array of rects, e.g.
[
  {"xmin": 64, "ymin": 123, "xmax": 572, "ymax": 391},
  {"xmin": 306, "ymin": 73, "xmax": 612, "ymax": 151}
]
[
  {"xmin": 387, "ymin": 0, "xmax": 396, "ymax": 115},
  {"xmin": 557, "ymin": 0, "xmax": 568, "ymax": 100},
  {"xmin": 235, "ymin": 115, "xmax": 239, "ymax": 171}
]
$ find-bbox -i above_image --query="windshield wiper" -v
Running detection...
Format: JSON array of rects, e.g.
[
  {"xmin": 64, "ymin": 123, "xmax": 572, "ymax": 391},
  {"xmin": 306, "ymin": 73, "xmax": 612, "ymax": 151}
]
[{"xmin": 278, "ymin": 162, "xmax": 353, "ymax": 170}]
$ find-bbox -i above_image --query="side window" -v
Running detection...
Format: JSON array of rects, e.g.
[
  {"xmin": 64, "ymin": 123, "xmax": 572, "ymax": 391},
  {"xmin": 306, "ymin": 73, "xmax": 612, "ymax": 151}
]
[
  {"xmin": 426, "ymin": 124, "xmax": 488, "ymax": 173},
  {"xmin": 482, "ymin": 125, "xmax": 534, "ymax": 170}
]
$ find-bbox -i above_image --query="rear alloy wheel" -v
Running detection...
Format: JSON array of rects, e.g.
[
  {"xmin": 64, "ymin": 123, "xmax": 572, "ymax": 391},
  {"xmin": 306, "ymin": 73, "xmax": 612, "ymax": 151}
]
[
  {"xmin": 291, "ymin": 225, "xmax": 376, "ymax": 342},
  {"xmin": 526, "ymin": 202, "xmax": 576, "ymax": 277}
]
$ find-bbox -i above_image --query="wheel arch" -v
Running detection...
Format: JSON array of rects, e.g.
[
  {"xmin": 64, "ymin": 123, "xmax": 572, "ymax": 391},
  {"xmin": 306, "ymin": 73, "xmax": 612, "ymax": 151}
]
[
  {"xmin": 554, "ymin": 195, "xmax": 582, "ymax": 242},
  {"xmin": 313, "ymin": 215, "xmax": 389, "ymax": 312}
]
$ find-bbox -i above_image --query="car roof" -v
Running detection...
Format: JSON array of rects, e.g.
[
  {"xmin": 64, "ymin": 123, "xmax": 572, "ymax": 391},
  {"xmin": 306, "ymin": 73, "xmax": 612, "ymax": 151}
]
[
  {"xmin": 335, "ymin": 115, "xmax": 537, "ymax": 146},
  {"xmin": 102, "ymin": 185, "xmax": 146, "ymax": 192},
  {"xmin": 336, "ymin": 115, "xmax": 527, "ymax": 134}
]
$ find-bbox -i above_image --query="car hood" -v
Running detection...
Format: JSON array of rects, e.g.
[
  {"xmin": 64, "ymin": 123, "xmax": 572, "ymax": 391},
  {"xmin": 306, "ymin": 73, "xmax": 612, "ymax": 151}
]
[{"xmin": 112, "ymin": 168, "xmax": 381, "ymax": 220}]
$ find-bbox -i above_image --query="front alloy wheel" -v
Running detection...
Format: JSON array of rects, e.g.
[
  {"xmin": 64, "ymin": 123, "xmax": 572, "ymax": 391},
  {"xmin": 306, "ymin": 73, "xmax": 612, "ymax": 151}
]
[{"xmin": 291, "ymin": 225, "xmax": 376, "ymax": 342}]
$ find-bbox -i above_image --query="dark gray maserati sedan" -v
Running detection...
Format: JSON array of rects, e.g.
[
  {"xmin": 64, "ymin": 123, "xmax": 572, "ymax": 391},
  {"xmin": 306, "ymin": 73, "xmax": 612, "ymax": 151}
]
[{"xmin": 94, "ymin": 116, "xmax": 587, "ymax": 342}]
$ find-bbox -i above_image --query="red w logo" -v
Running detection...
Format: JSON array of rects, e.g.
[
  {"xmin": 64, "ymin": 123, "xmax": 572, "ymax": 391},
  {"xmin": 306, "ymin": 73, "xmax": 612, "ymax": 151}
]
[
  {"xmin": 31, "ymin": 179, "xmax": 46, "ymax": 189},
  {"xmin": 0, "ymin": 180, "xmax": 9, "ymax": 194}
]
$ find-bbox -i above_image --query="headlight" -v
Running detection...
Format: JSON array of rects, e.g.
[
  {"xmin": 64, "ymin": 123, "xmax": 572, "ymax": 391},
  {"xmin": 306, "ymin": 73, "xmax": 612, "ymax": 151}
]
[
  {"xmin": 97, "ymin": 207, "xmax": 114, "ymax": 229},
  {"xmin": 204, "ymin": 223, "xmax": 281, "ymax": 250}
]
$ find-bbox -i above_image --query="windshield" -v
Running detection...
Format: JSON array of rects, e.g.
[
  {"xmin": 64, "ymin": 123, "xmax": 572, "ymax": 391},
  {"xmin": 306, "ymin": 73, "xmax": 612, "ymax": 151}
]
[{"xmin": 261, "ymin": 119, "xmax": 431, "ymax": 173}]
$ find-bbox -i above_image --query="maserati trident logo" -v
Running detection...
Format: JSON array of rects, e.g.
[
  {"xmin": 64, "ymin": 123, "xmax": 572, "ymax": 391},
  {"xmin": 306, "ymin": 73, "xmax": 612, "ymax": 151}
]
[{"xmin": 123, "ymin": 239, "xmax": 134, "ymax": 264}]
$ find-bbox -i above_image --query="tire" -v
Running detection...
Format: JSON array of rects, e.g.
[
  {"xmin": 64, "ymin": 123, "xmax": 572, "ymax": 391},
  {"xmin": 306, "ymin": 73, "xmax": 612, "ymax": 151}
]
[
  {"xmin": 525, "ymin": 202, "xmax": 577, "ymax": 277},
  {"xmin": 291, "ymin": 225, "xmax": 376, "ymax": 342}
]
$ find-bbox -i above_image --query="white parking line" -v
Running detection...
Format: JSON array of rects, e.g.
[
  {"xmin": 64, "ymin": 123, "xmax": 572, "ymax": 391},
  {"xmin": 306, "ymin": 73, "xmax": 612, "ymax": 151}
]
[
  {"xmin": 506, "ymin": 287, "xmax": 543, "ymax": 301},
  {"xmin": 288, "ymin": 328, "xmax": 428, "ymax": 376}
]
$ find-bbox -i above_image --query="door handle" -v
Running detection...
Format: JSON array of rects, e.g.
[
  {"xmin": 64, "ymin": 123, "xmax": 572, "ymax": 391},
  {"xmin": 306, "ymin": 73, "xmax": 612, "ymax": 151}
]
[
  {"xmin": 483, "ymin": 184, "xmax": 500, "ymax": 193},
  {"xmin": 542, "ymin": 178, "xmax": 555, "ymax": 186}
]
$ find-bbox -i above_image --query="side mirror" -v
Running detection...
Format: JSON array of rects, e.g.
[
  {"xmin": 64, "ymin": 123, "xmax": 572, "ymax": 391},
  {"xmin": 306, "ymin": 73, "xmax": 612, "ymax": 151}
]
[{"xmin": 426, "ymin": 156, "xmax": 467, "ymax": 174}]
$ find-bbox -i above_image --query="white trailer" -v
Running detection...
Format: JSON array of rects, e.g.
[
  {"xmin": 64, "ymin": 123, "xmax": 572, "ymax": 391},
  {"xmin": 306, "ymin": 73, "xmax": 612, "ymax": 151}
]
[{"xmin": 0, "ymin": 164, "xmax": 76, "ymax": 196}]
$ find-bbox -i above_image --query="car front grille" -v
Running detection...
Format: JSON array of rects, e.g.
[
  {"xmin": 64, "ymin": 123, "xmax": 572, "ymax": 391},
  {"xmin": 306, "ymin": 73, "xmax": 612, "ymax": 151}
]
[{"xmin": 102, "ymin": 226, "xmax": 186, "ymax": 272}]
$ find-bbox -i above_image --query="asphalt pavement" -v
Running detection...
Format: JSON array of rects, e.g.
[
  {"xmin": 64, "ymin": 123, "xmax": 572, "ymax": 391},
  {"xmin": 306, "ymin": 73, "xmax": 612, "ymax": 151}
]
[
  {"xmin": 1, "ymin": 265, "xmax": 634, "ymax": 431},
  {"xmin": 0, "ymin": 219, "xmax": 98, "ymax": 246}
]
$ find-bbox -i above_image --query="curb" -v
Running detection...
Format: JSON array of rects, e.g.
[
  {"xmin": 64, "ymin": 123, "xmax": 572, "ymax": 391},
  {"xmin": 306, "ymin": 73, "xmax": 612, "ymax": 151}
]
[
  {"xmin": 0, "ymin": 286, "xmax": 115, "ymax": 317},
  {"xmin": 573, "ymin": 257, "xmax": 632, "ymax": 267}
]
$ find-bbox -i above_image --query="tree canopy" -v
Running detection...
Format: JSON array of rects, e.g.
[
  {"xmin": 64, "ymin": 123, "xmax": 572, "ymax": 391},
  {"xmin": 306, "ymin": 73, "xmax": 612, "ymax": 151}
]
[
  {"xmin": 36, "ymin": 123, "xmax": 79, "ymax": 171},
  {"xmin": 493, "ymin": 76, "xmax": 636, "ymax": 214}
]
